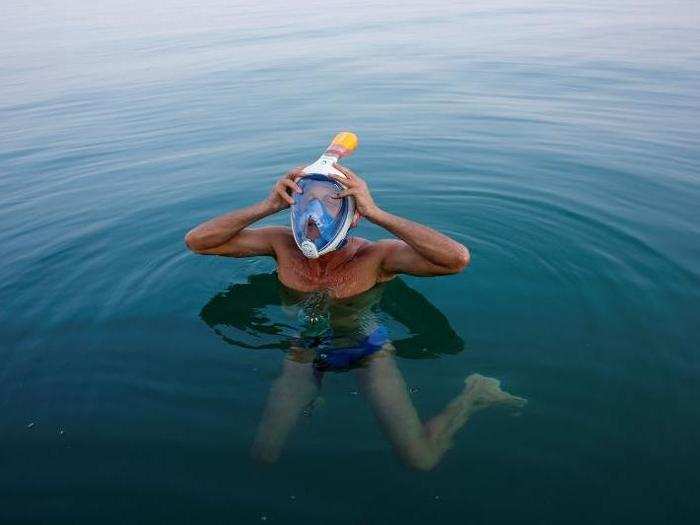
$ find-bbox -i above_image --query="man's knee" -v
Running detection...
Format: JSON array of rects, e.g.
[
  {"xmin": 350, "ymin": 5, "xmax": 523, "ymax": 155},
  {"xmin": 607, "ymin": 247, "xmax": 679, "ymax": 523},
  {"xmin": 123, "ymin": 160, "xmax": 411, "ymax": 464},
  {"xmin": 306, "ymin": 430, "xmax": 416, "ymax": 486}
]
[
  {"xmin": 401, "ymin": 443, "xmax": 440, "ymax": 471},
  {"xmin": 404, "ymin": 452, "xmax": 439, "ymax": 471}
]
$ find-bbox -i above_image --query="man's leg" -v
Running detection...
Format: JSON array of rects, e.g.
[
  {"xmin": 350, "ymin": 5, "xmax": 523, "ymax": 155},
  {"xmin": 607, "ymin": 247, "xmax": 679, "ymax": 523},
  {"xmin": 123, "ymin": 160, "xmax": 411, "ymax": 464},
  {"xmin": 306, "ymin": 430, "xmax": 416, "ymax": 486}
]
[
  {"xmin": 251, "ymin": 355, "xmax": 319, "ymax": 463},
  {"xmin": 355, "ymin": 349, "xmax": 525, "ymax": 470}
]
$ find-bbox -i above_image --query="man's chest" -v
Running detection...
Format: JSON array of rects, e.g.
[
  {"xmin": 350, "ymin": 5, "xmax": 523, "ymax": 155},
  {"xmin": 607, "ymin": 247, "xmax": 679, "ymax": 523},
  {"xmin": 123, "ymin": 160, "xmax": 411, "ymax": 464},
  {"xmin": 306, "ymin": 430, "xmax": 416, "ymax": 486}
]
[{"xmin": 276, "ymin": 253, "xmax": 379, "ymax": 298}]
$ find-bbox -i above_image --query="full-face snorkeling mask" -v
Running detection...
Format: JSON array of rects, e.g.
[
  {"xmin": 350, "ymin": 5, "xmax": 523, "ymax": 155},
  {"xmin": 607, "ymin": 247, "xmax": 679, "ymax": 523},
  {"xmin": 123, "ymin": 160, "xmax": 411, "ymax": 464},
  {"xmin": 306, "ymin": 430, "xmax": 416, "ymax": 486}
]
[{"xmin": 291, "ymin": 132, "xmax": 358, "ymax": 259}]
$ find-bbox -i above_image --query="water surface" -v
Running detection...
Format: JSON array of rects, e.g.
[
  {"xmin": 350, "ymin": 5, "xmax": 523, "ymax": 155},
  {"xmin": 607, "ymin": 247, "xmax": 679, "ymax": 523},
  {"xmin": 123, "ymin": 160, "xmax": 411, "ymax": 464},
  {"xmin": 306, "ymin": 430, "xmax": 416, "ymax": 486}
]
[{"xmin": 1, "ymin": 1, "xmax": 699, "ymax": 523}]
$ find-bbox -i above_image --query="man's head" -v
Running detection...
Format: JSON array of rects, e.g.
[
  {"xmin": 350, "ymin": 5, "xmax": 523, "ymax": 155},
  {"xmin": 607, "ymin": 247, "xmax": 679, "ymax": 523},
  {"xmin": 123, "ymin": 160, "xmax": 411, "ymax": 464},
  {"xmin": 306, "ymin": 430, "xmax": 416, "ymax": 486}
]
[{"xmin": 290, "ymin": 174, "xmax": 356, "ymax": 259}]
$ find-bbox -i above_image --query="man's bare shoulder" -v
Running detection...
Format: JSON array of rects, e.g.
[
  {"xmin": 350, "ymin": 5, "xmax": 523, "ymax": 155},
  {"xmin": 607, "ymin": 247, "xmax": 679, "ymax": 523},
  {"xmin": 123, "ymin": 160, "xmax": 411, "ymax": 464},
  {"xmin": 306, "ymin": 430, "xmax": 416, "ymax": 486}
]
[
  {"xmin": 264, "ymin": 226, "xmax": 299, "ymax": 255},
  {"xmin": 348, "ymin": 238, "xmax": 401, "ymax": 283},
  {"xmin": 350, "ymin": 237, "xmax": 401, "ymax": 259},
  {"xmin": 354, "ymin": 237, "xmax": 402, "ymax": 252}
]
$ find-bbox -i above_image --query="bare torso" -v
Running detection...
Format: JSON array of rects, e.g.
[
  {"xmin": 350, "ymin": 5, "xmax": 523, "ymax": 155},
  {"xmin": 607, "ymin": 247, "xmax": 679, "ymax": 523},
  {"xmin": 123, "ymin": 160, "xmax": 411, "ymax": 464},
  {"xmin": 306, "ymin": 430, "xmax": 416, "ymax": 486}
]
[{"xmin": 274, "ymin": 231, "xmax": 391, "ymax": 299}]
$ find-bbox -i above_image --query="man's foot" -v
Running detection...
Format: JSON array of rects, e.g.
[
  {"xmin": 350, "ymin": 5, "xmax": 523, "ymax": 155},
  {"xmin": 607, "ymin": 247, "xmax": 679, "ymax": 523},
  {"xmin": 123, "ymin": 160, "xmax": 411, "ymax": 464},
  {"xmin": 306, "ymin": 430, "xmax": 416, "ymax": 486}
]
[
  {"xmin": 425, "ymin": 374, "xmax": 526, "ymax": 452},
  {"xmin": 463, "ymin": 373, "xmax": 527, "ymax": 411}
]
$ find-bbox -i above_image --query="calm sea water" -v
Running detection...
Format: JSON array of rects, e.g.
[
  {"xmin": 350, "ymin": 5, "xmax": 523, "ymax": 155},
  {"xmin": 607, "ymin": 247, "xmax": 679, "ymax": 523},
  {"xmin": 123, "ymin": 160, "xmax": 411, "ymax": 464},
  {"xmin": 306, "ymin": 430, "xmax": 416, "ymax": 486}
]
[{"xmin": 2, "ymin": 1, "xmax": 699, "ymax": 523}]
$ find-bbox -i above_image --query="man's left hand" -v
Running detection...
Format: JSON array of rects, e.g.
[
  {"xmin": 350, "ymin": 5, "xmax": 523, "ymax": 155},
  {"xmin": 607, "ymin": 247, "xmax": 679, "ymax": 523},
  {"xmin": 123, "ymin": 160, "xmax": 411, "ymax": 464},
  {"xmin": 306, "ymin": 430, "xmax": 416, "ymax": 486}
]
[{"xmin": 330, "ymin": 164, "xmax": 380, "ymax": 219}]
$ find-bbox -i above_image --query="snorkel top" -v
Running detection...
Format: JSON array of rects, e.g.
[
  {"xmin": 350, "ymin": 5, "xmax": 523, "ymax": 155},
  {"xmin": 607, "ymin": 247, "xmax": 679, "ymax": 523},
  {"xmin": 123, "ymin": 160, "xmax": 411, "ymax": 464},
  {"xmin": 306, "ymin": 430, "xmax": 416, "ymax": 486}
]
[{"xmin": 291, "ymin": 132, "xmax": 359, "ymax": 259}]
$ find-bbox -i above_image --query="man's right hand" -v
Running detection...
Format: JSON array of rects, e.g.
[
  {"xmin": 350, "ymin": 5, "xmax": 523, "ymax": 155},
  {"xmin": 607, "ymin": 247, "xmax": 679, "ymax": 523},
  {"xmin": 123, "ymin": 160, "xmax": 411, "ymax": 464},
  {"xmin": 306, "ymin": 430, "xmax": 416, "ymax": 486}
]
[{"xmin": 265, "ymin": 167, "xmax": 304, "ymax": 212}]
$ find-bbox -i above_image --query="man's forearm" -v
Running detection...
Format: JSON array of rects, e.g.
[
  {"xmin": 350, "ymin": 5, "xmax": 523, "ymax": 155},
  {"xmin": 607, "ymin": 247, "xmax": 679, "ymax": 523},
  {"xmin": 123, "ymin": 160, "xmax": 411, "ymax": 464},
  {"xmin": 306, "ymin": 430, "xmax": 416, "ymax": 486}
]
[
  {"xmin": 185, "ymin": 200, "xmax": 276, "ymax": 251},
  {"xmin": 365, "ymin": 207, "xmax": 469, "ymax": 268}
]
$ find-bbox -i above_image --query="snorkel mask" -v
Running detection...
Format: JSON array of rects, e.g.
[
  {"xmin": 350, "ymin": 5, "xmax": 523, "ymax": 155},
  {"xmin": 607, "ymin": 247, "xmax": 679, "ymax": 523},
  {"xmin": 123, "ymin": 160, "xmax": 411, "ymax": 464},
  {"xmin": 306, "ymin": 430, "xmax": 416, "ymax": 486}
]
[{"xmin": 291, "ymin": 132, "xmax": 358, "ymax": 259}]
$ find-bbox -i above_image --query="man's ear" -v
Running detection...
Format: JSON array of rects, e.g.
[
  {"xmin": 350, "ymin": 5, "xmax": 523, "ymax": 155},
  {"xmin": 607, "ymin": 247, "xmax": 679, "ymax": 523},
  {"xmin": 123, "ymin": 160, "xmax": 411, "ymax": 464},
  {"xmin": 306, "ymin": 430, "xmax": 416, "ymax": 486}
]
[{"xmin": 350, "ymin": 211, "xmax": 362, "ymax": 228}]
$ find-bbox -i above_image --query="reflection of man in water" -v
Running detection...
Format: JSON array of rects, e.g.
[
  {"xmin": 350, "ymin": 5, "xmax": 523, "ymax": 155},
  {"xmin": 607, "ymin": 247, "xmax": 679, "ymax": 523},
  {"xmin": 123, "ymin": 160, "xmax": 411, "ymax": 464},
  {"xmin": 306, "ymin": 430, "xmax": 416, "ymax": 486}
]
[{"xmin": 186, "ymin": 166, "xmax": 524, "ymax": 469}]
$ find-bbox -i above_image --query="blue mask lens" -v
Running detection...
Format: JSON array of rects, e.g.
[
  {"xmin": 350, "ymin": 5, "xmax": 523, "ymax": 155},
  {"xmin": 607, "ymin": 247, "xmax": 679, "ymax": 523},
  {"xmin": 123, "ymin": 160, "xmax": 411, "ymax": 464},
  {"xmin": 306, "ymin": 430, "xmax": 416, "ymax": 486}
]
[
  {"xmin": 291, "ymin": 174, "xmax": 352, "ymax": 256},
  {"xmin": 299, "ymin": 199, "xmax": 336, "ymax": 244}
]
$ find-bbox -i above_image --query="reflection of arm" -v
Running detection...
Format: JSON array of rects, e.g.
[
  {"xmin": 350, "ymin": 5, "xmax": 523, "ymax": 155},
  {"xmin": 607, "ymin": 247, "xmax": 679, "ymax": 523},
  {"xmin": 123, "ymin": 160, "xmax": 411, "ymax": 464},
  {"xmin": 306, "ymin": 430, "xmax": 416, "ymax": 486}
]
[
  {"xmin": 380, "ymin": 279, "xmax": 464, "ymax": 358},
  {"xmin": 199, "ymin": 273, "xmax": 280, "ymax": 334}
]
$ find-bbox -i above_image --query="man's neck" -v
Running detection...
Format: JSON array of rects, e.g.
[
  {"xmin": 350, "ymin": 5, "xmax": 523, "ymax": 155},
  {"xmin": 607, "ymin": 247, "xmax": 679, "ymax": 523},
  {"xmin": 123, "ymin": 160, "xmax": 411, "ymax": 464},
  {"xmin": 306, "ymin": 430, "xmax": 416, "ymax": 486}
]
[{"xmin": 304, "ymin": 237, "xmax": 356, "ymax": 273}]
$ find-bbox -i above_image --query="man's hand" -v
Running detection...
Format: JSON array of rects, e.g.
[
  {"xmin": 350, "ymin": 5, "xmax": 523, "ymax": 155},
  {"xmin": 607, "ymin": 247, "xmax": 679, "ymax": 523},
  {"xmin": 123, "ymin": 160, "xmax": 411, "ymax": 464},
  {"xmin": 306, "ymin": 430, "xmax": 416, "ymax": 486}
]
[
  {"xmin": 265, "ymin": 167, "xmax": 304, "ymax": 212},
  {"xmin": 330, "ymin": 164, "xmax": 380, "ymax": 219}
]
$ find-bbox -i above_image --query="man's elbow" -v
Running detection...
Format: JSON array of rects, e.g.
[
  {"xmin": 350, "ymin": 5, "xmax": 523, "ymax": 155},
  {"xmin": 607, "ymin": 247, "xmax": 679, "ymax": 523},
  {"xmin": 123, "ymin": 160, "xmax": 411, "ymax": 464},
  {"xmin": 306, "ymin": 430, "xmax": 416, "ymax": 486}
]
[
  {"xmin": 445, "ymin": 244, "xmax": 470, "ymax": 274},
  {"xmin": 184, "ymin": 230, "xmax": 207, "ymax": 253}
]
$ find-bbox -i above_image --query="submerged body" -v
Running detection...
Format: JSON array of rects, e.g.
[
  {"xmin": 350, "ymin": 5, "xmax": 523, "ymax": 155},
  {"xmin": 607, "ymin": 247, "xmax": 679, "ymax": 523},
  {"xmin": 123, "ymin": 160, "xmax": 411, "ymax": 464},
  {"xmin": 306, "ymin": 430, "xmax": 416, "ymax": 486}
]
[
  {"xmin": 281, "ymin": 278, "xmax": 389, "ymax": 372},
  {"xmin": 207, "ymin": 274, "xmax": 525, "ymax": 469}
]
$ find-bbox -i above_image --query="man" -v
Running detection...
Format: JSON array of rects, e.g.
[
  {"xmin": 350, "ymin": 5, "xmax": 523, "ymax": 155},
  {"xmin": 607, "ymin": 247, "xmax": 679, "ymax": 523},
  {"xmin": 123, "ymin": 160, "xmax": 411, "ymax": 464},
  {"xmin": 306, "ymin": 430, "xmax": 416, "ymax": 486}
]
[
  {"xmin": 184, "ymin": 165, "xmax": 524, "ymax": 469},
  {"xmin": 184, "ymin": 164, "xmax": 470, "ymax": 294}
]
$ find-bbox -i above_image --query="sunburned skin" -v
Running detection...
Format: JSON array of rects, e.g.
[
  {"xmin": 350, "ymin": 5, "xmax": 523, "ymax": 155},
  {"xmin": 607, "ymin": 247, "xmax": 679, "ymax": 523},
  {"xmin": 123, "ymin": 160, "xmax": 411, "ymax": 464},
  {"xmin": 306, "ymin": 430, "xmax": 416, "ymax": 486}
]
[{"xmin": 275, "ymin": 235, "xmax": 390, "ymax": 299}]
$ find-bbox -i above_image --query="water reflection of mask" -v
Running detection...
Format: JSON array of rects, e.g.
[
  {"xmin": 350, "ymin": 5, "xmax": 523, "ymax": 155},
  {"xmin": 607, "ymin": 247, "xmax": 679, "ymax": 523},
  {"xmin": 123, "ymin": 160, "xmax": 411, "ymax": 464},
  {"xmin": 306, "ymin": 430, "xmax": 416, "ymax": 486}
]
[{"xmin": 291, "ymin": 174, "xmax": 354, "ymax": 258}]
